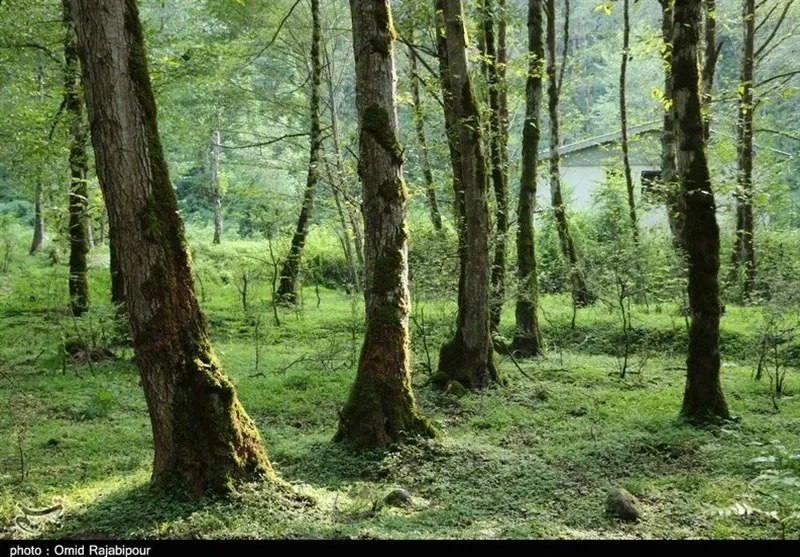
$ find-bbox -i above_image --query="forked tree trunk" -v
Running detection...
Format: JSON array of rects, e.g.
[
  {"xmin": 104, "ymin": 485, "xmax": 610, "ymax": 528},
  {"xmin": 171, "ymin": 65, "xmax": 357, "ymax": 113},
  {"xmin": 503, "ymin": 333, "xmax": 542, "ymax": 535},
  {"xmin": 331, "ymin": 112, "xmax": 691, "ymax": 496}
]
[
  {"xmin": 660, "ymin": 0, "xmax": 684, "ymax": 251},
  {"xmin": 511, "ymin": 0, "xmax": 544, "ymax": 357},
  {"xmin": 701, "ymin": 0, "xmax": 719, "ymax": 140},
  {"xmin": 482, "ymin": 0, "xmax": 509, "ymax": 335},
  {"xmin": 336, "ymin": 0, "xmax": 435, "ymax": 449},
  {"xmin": 731, "ymin": 0, "xmax": 756, "ymax": 298},
  {"xmin": 210, "ymin": 111, "xmax": 223, "ymax": 245},
  {"xmin": 64, "ymin": 0, "xmax": 89, "ymax": 317},
  {"xmin": 408, "ymin": 39, "xmax": 443, "ymax": 233},
  {"xmin": 672, "ymin": 0, "xmax": 730, "ymax": 424},
  {"xmin": 545, "ymin": 0, "xmax": 594, "ymax": 307},
  {"xmin": 619, "ymin": 0, "xmax": 638, "ymax": 241},
  {"xmin": 434, "ymin": 0, "xmax": 499, "ymax": 389},
  {"xmin": 29, "ymin": 183, "xmax": 45, "ymax": 255},
  {"xmin": 71, "ymin": 0, "xmax": 272, "ymax": 494},
  {"xmin": 278, "ymin": 0, "xmax": 323, "ymax": 304}
]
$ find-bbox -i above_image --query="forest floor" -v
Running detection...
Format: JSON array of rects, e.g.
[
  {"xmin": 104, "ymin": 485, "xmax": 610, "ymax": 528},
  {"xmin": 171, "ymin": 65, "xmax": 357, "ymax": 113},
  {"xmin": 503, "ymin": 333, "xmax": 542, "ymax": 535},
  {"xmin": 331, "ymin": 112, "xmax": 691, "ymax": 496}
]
[{"xmin": 2, "ymin": 242, "xmax": 800, "ymax": 539}]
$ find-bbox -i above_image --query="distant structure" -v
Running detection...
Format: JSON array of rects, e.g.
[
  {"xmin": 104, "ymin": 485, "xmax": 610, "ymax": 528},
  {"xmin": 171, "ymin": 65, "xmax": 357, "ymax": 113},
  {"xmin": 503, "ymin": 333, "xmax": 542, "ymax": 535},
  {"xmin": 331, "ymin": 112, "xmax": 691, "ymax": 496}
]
[{"xmin": 538, "ymin": 121, "xmax": 667, "ymax": 231}]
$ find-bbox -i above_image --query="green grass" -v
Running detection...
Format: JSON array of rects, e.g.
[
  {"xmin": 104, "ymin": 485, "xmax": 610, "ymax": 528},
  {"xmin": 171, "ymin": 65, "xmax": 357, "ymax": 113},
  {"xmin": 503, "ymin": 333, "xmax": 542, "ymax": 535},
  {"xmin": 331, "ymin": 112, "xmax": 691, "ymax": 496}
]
[{"xmin": 1, "ymin": 236, "xmax": 800, "ymax": 539}]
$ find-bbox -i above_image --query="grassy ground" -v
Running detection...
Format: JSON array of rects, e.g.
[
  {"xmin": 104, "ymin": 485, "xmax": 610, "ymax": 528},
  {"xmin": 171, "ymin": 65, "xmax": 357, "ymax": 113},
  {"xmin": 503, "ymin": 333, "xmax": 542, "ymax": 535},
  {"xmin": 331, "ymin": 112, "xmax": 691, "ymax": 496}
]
[{"xmin": 1, "ymin": 239, "xmax": 800, "ymax": 539}]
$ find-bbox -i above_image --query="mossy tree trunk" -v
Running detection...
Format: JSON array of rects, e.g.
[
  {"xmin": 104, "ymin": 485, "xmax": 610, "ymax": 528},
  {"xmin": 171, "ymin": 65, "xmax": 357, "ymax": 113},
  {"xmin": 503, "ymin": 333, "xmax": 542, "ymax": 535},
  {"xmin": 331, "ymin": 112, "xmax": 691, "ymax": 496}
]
[
  {"xmin": 672, "ymin": 0, "xmax": 730, "ymax": 424},
  {"xmin": 70, "ymin": 0, "xmax": 273, "ymax": 494},
  {"xmin": 482, "ymin": 0, "xmax": 509, "ymax": 335},
  {"xmin": 545, "ymin": 0, "xmax": 594, "ymax": 307},
  {"xmin": 660, "ymin": 0, "xmax": 684, "ymax": 251},
  {"xmin": 731, "ymin": 0, "xmax": 756, "ymax": 299},
  {"xmin": 29, "ymin": 183, "xmax": 45, "ymax": 255},
  {"xmin": 619, "ymin": 0, "xmax": 638, "ymax": 242},
  {"xmin": 64, "ymin": 0, "xmax": 89, "ymax": 318},
  {"xmin": 433, "ymin": 0, "xmax": 499, "ymax": 389},
  {"xmin": 408, "ymin": 40, "xmax": 443, "ymax": 233},
  {"xmin": 511, "ymin": 0, "xmax": 544, "ymax": 358},
  {"xmin": 278, "ymin": 0, "xmax": 323, "ymax": 304},
  {"xmin": 701, "ymin": 0, "xmax": 719, "ymax": 140},
  {"xmin": 336, "ymin": 0, "xmax": 435, "ymax": 449},
  {"xmin": 210, "ymin": 110, "xmax": 223, "ymax": 245}
]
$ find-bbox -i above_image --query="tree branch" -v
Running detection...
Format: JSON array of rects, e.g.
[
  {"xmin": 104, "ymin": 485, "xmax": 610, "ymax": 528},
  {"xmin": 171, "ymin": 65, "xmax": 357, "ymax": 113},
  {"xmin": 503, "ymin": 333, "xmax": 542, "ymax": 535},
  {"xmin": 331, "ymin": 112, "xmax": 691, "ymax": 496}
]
[
  {"xmin": 756, "ymin": 69, "xmax": 800, "ymax": 88},
  {"xmin": 219, "ymin": 131, "xmax": 310, "ymax": 150},
  {"xmin": 237, "ymin": 0, "xmax": 302, "ymax": 72},
  {"xmin": 756, "ymin": 127, "xmax": 800, "ymax": 141},
  {"xmin": 0, "ymin": 42, "xmax": 61, "ymax": 64},
  {"xmin": 754, "ymin": 0, "xmax": 795, "ymax": 59}
]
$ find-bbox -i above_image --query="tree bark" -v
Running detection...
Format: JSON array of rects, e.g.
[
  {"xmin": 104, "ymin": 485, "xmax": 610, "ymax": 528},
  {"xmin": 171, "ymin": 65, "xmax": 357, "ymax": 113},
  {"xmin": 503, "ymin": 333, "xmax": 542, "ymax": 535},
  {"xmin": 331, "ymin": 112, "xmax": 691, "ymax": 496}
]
[
  {"xmin": 511, "ymin": 0, "xmax": 544, "ymax": 357},
  {"xmin": 71, "ymin": 0, "xmax": 272, "ymax": 494},
  {"xmin": 336, "ymin": 0, "xmax": 435, "ymax": 449},
  {"xmin": 660, "ymin": 0, "xmax": 685, "ymax": 251},
  {"xmin": 408, "ymin": 41, "xmax": 443, "ymax": 233},
  {"xmin": 731, "ymin": 0, "xmax": 756, "ymax": 298},
  {"xmin": 210, "ymin": 110, "xmax": 223, "ymax": 245},
  {"xmin": 64, "ymin": 0, "xmax": 89, "ymax": 318},
  {"xmin": 672, "ymin": 0, "xmax": 730, "ymax": 424},
  {"xmin": 109, "ymin": 223, "xmax": 125, "ymax": 310},
  {"xmin": 619, "ymin": 0, "xmax": 639, "ymax": 242},
  {"xmin": 29, "ymin": 183, "xmax": 45, "ymax": 255},
  {"xmin": 482, "ymin": 0, "xmax": 509, "ymax": 335},
  {"xmin": 701, "ymin": 0, "xmax": 718, "ymax": 140},
  {"xmin": 434, "ymin": 0, "xmax": 499, "ymax": 389},
  {"xmin": 277, "ymin": 0, "xmax": 323, "ymax": 304},
  {"xmin": 546, "ymin": 0, "xmax": 594, "ymax": 306}
]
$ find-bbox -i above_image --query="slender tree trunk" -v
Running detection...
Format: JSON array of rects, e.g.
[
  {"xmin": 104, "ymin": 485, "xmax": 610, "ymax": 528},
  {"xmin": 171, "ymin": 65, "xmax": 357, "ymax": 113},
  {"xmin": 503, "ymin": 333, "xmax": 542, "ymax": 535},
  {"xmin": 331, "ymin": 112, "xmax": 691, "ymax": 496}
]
[
  {"xmin": 98, "ymin": 207, "xmax": 106, "ymax": 245},
  {"xmin": 434, "ymin": 0, "xmax": 499, "ymax": 389},
  {"xmin": 660, "ymin": 0, "xmax": 684, "ymax": 251},
  {"xmin": 64, "ymin": 0, "xmax": 89, "ymax": 317},
  {"xmin": 86, "ymin": 215, "xmax": 94, "ymax": 249},
  {"xmin": 511, "ymin": 0, "xmax": 544, "ymax": 357},
  {"xmin": 336, "ymin": 0, "xmax": 435, "ymax": 449},
  {"xmin": 672, "ymin": 0, "xmax": 730, "ymax": 424},
  {"xmin": 278, "ymin": 0, "xmax": 323, "ymax": 304},
  {"xmin": 731, "ymin": 0, "xmax": 756, "ymax": 298},
  {"xmin": 210, "ymin": 110, "xmax": 223, "ymax": 245},
  {"xmin": 322, "ymin": 150, "xmax": 359, "ymax": 292},
  {"xmin": 29, "ymin": 183, "xmax": 45, "ymax": 255},
  {"xmin": 546, "ymin": 0, "xmax": 593, "ymax": 306},
  {"xmin": 482, "ymin": 0, "xmax": 509, "ymax": 335},
  {"xmin": 701, "ymin": 0, "xmax": 718, "ymax": 140},
  {"xmin": 71, "ymin": 0, "xmax": 272, "ymax": 493},
  {"xmin": 408, "ymin": 41, "xmax": 443, "ymax": 232},
  {"xmin": 619, "ymin": 0, "xmax": 638, "ymax": 241}
]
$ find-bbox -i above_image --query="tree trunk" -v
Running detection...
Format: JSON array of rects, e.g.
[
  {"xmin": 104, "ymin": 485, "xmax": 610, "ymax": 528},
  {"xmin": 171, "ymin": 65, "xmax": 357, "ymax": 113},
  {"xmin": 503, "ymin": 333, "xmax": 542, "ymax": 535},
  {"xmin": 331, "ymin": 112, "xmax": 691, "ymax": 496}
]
[
  {"xmin": 86, "ymin": 215, "xmax": 94, "ymax": 249},
  {"xmin": 731, "ymin": 0, "xmax": 756, "ymax": 298},
  {"xmin": 408, "ymin": 41, "xmax": 443, "ymax": 233},
  {"xmin": 672, "ymin": 0, "xmax": 730, "ymax": 424},
  {"xmin": 482, "ymin": 0, "xmax": 509, "ymax": 335},
  {"xmin": 210, "ymin": 111, "xmax": 223, "ymax": 245},
  {"xmin": 109, "ymin": 223, "xmax": 125, "ymax": 310},
  {"xmin": 323, "ymin": 150, "xmax": 359, "ymax": 292},
  {"xmin": 546, "ymin": 0, "xmax": 593, "ymax": 307},
  {"xmin": 434, "ymin": 0, "xmax": 499, "ymax": 389},
  {"xmin": 29, "ymin": 183, "xmax": 44, "ymax": 255},
  {"xmin": 660, "ymin": 0, "xmax": 685, "ymax": 251},
  {"xmin": 336, "ymin": 0, "xmax": 435, "ymax": 449},
  {"xmin": 71, "ymin": 0, "xmax": 272, "ymax": 494},
  {"xmin": 619, "ymin": 0, "xmax": 638, "ymax": 242},
  {"xmin": 278, "ymin": 0, "xmax": 323, "ymax": 304},
  {"xmin": 701, "ymin": 0, "xmax": 718, "ymax": 140},
  {"xmin": 64, "ymin": 0, "xmax": 89, "ymax": 318},
  {"xmin": 511, "ymin": 0, "xmax": 544, "ymax": 357}
]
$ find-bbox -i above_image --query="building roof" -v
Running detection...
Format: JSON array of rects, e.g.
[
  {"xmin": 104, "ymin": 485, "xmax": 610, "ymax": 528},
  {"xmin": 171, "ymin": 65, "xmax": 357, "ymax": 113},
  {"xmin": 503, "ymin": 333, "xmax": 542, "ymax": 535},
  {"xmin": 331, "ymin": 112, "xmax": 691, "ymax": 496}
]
[{"xmin": 540, "ymin": 121, "xmax": 661, "ymax": 160}]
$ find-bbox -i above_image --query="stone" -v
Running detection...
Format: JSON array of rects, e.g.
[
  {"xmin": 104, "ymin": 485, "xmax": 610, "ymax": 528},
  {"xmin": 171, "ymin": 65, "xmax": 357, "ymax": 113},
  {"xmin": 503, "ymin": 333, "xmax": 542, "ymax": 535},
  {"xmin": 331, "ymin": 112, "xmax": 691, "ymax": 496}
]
[
  {"xmin": 384, "ymin": 488, "xmax": 413, "ymax": 508},
  {"xmin": 605, "ymin": 487, "xmax": 641, "ymax": 521}
]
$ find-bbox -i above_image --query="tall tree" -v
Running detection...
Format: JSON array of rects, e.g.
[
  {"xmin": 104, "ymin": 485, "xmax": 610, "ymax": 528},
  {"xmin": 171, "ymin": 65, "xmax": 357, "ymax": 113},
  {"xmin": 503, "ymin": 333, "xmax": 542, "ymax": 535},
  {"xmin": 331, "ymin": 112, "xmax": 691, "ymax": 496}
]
[
  {"xmin": 70, "ymin": 0, "xmax": 272, "ymax": 493},
  {"xmin": 701, "ymin": 0, "xmax": 720, "ymax": 139},
  {"xmin": 731, "ymin": 0, "xmax": 756, "ymax": 298},
  {"xmin": 210, "ymin": 109, "xmax": 223, "ymax": 245},
  {"xmin": 29, "ymin": 183, "xmax": 44, "ymax": 255},
  {"xmin": 277, "ymin": 0, "xmax": 323, "ymax": 304},
  {"xmin": 434, "ymin": 0, "xmax": 499, "ymax": 388},
  {"xmin": 511, "ymin": 0, "xmax": 544, "ymax": 357},
  {"xmin": 336, "ymin": 0, "xmax": 435, "ymax": 449},
  {"xmin": 545, "ymin": 0, "xmax": 593, "ymax": 306},
  {"xmin": 63, "ymin": 0, "xmax": 89, "ymax": 317},
  {"xmin": 672, "ymin": 0, "xmax": 730, "ymax": 424},
  {"xmin": 659, "ymin": 0, "xmax": 684, "ymax": 250},
  {"xmin": 482, "ymin": 0, "xmax": 509, "ymax": 334},
  {"xmin": 619, "ymin": 0, "xmax": 638, "ymax": 242},
  {"xmin": 408, "ymin": 36, "xmax": 443, "ymax": 233}
]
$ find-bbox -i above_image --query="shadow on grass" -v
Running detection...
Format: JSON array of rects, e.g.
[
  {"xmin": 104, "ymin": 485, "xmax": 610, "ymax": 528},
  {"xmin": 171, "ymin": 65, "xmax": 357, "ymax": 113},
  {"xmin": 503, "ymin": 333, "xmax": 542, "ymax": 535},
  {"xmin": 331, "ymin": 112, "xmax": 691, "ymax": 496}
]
[{"xmin": 275, "ymin": 440, "xmax": 389, "ymax": 489}]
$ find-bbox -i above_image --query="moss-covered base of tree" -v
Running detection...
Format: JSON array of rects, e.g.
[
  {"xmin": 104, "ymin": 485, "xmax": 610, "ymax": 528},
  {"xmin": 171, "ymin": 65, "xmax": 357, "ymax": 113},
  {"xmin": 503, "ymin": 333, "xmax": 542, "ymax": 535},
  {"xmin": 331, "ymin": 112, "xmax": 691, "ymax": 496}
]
[
  {"xmin": 434, "ymin": 332, "xmax": 501, "ymax": 389},
  {"xmin": 509, "ymin": 333, "xmax": 543, "ymax": 359},
  {"xmin": 153, "ymin": 337, "xmax": 275, "ymax": 496},
  {"xmin": 334, "ymin": 372, "xmax": 436, "ymax": 450},
  {"xmin": 570, "ymin": 270, "xmax": 596, "ymax": 308},
  {"xmin": 680, "ymin": 389, "xmax": 730, "ymax": 425}
]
